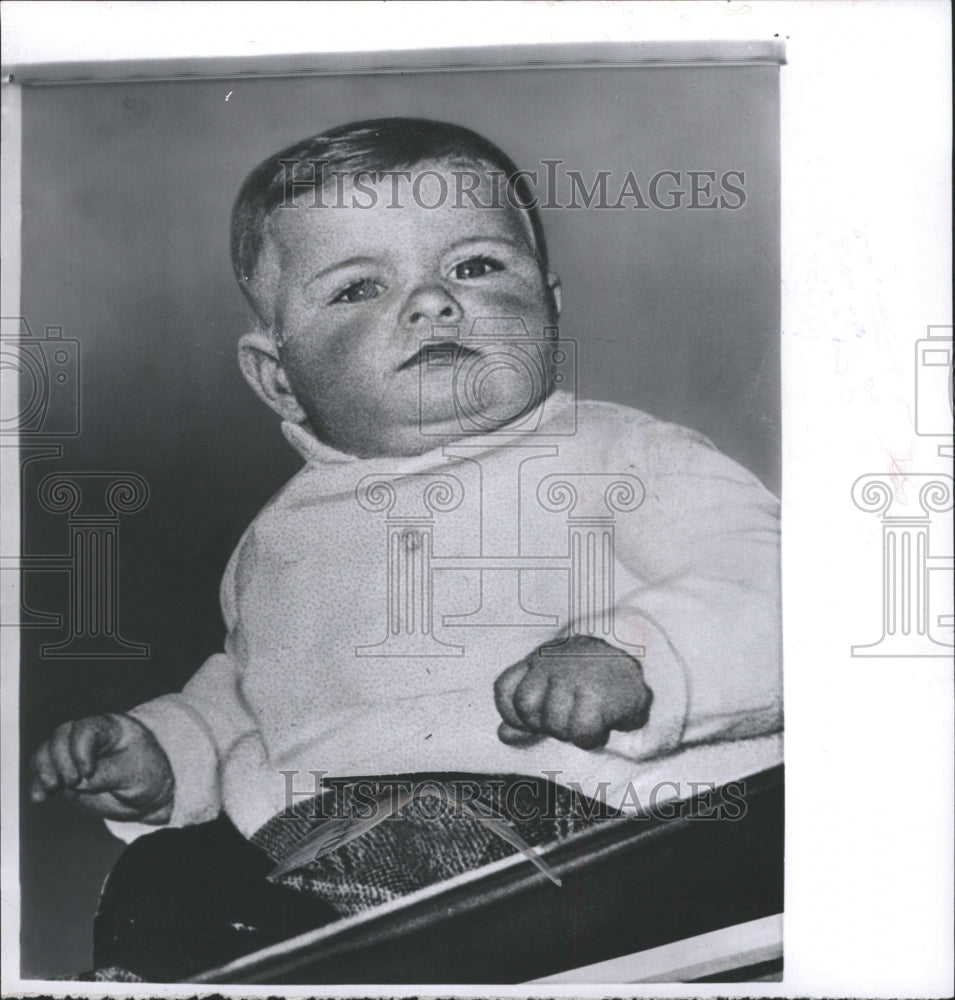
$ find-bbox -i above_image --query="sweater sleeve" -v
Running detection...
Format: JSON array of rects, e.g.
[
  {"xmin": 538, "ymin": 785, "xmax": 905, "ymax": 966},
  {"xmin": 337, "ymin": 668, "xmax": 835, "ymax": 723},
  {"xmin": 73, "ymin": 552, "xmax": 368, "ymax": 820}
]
[
  {"xmin": 599, "ymin": 420, "xmax": 782, "ymax": 762},
  {"xmin": 104, "ymin": 651, "xmax": 258, "ymax": 842}
]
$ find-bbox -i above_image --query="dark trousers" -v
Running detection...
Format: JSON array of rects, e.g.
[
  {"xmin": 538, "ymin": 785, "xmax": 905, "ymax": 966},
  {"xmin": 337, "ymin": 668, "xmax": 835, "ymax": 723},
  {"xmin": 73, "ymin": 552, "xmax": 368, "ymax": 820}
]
[{"xmin": 93, "ymin": 815, "xmax": 341, "ymax": 982}]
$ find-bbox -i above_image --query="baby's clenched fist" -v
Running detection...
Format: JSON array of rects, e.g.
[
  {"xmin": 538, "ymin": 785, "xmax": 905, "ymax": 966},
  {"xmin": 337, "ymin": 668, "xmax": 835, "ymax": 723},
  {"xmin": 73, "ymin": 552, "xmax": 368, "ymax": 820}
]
[
  {"xmin": 29, "ymin": 713, "xmax": 174, "ymax": 823},
  {"xmin": 494, "ymin": 636, "xmax": 653, "ymax": 749}
]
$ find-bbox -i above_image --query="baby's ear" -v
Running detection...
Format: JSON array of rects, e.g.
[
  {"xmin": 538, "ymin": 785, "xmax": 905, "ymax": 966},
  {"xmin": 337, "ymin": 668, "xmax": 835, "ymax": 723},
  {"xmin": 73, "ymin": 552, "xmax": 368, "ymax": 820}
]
[
  {"xmin": 237, "ymin": 330, "xmax": 307, "ymax": 423},
  {"xmin": 546, "ymin": 272, "xmax": 562, "ymax": 317}
]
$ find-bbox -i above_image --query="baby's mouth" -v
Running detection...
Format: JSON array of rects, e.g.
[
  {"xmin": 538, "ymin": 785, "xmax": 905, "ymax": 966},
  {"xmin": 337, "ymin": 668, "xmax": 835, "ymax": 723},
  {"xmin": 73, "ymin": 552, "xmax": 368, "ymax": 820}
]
[{"xmin": 396, "ymin": 341, "xmax": 484, "ymax": 372}]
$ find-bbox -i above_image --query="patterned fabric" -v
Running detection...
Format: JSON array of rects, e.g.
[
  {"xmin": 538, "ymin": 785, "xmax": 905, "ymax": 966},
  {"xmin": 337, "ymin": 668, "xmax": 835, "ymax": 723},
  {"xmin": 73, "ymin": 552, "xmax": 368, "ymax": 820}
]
[{"xmin": 251, "ymin": 772, "xmax": 618, "ymax": 917}]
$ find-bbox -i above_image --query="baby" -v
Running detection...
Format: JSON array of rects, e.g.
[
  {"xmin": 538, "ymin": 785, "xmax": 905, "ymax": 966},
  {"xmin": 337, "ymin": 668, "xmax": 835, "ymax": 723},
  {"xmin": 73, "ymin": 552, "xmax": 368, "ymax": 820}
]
[{"xmin": 29, "ymin": 118, "xmax": 781, "ymax": 979}]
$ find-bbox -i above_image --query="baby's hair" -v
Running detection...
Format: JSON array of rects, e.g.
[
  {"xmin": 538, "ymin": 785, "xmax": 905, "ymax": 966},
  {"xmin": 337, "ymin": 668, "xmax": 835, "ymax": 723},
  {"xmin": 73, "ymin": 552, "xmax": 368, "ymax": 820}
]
[{"xmin": 231, "ymin": 117, "xmax": 549, "ymax": 322}]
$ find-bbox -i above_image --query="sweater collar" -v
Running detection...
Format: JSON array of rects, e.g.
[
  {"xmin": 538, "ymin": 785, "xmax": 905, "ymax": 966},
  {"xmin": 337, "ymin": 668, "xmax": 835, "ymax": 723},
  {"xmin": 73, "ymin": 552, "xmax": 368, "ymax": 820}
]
[{"xmin": 280, "ymin": 390, "xmax": 575, "ymax": 469}]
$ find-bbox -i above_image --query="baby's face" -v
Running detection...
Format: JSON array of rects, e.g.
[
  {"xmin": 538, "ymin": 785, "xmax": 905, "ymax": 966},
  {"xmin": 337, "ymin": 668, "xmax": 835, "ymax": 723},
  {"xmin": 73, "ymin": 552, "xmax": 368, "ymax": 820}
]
[{"xmin": 257, "ymin": 163, "xmax": 561, "ymax": 457}]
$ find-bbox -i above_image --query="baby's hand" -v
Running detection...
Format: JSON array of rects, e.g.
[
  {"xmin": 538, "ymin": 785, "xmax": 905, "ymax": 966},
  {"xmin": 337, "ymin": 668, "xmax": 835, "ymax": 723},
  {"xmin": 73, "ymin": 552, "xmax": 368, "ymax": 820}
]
[
  {"xmin": 29, "ymin": 713, "xmax": 174, "ymax": 823},
  {"xmin": 494, "ymin": 636, "xmax": 653, "ymax": 749}
]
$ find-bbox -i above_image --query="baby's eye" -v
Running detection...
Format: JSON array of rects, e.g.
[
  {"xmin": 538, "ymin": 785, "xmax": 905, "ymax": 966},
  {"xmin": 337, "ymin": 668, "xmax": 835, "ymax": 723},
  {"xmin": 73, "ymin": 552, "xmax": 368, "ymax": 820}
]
[
  {"xmin": 454, "ymin": 256, "xmax": 504, "ymax": 280},
  {"xmin": 330, "ymin": 279, "xmax": 384, "ymax": 305}
]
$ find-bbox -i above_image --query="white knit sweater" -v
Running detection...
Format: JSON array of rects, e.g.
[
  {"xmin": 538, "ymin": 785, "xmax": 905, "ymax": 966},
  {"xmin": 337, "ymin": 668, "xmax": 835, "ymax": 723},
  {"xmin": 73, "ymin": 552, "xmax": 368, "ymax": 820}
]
[{"xmin": 110, "ymin": 392, "xmax": 782, "ymax": 841}]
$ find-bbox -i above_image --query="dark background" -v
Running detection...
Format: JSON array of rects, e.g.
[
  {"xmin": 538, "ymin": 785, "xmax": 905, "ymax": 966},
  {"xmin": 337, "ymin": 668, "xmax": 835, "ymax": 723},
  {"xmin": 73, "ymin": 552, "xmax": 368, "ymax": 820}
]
[{"xmin": 17, "ymin": 58, "xmax": 780, "ymax": 976}]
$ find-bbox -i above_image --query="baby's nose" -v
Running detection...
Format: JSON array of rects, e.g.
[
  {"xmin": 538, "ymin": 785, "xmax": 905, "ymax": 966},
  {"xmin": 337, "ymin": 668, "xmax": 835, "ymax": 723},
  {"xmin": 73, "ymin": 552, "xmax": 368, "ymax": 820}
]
[{"xmin": 400, "ymin": 284, "xmax": 463, "ymax": 328}]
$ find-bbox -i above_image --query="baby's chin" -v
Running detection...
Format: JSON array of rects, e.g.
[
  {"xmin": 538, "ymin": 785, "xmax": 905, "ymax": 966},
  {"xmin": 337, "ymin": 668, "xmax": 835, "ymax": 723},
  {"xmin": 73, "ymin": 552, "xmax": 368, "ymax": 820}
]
[
  {"xmin": 418, "ymin": 383, "xmax": 551, "ymax": 439},
  {"xmin": 311, "ymin": 377, "xmax": 556, "ymax": 458},
  {"xmin": 341, "ymin": 401, "xmax": 547, "ymax": 459}
]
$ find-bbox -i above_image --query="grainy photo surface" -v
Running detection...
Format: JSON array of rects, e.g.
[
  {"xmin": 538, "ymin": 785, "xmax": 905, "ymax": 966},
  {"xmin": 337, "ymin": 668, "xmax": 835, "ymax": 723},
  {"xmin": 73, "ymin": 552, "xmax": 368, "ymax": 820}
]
[{"xmin": 9, "ymin": 40, "xmax": 785, "ymax": 986}]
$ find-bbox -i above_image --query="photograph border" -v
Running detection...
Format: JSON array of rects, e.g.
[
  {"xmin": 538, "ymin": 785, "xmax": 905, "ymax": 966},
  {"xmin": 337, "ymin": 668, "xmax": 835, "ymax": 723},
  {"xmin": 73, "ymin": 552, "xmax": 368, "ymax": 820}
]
[{"xmin": 2, "ymin": 3, "xmax": 952, "ymax": 998}]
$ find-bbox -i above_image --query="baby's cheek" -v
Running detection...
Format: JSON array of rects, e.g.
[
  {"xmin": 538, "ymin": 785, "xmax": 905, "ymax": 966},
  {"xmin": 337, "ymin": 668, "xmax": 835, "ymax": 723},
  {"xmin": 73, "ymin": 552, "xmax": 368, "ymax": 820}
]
[{"xmin": 475, "ymin": 288, "xmax": 549, "ymax": 324}]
